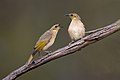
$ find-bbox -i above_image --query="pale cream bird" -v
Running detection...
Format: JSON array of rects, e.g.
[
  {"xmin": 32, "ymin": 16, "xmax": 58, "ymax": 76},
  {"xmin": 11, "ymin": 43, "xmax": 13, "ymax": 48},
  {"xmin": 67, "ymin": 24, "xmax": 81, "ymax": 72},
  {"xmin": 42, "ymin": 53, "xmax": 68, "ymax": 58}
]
[
  {"xmin": 65, "ymin": 13, "xmax": 85, "ymax": 41},
  {"xmin": 27, "ymin": 24, "xmax": 60, "ymax": 64}
]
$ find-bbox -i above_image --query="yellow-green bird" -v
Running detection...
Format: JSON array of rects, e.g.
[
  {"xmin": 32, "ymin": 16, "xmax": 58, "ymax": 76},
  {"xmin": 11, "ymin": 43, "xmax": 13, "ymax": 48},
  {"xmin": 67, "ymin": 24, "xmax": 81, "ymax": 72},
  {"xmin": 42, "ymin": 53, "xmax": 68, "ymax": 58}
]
[
  {"xmin": 65, "ymin": 13, "xmax": 85, "ymax": 41},
  {"xmin": 27, "ymin": 24, "xmax": 60, "ymax": 64}
]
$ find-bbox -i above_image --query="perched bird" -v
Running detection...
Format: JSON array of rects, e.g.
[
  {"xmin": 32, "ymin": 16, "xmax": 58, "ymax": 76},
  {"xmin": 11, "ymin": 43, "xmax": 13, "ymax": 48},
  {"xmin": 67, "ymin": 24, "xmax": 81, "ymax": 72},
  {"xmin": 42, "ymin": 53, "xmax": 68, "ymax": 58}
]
[
  {"xmin": 65, "ymin": 13, "xmax": 85, "ymax": 41},
  {"xmin": 27, "ymin": 24, "xmax": 60, "ymax": 64}
]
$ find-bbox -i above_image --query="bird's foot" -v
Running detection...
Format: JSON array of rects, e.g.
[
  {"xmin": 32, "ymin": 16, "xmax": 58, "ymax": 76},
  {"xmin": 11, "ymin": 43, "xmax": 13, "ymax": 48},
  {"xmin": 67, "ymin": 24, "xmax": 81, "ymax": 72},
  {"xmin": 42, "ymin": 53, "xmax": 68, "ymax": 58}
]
[
  {"xmin": 68, "ymin": 38, "xmax": 83, "ymax": 46},
  {"xmin": 68, "ymin": 41, "xmax": 75, "ymax": 45},
  {"xmin": 44, "ymin": 51, "xmax": 52, "ymax": 57}
]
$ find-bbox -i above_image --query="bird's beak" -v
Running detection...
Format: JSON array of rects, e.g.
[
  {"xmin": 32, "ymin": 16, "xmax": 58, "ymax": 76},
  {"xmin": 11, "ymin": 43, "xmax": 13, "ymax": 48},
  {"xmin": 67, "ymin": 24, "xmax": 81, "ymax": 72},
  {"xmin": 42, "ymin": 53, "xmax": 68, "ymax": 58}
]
[
  {"xmin": 57, "ymin": 24, "xmax": 61, "ymax": 29},
  {"xmin": 64, "ymin": 14, "xmax": 69, "ymax": 16}
]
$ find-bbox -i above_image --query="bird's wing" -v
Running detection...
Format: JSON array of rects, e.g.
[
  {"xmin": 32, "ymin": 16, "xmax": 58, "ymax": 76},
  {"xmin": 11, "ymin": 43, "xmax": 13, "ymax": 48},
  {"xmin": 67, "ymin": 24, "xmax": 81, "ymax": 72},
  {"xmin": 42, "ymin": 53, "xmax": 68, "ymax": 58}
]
[{"xmin": 34, "ymin": 31, "xmax": 52, "ymax": 51}]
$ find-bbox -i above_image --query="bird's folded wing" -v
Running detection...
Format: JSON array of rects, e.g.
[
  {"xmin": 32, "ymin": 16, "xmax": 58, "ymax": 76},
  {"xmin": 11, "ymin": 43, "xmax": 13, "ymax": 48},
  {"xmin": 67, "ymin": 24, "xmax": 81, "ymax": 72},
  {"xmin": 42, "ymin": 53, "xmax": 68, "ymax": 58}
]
[{"xmin": 34, "ymin": 31, "xmax": 52, "ymax": 50}]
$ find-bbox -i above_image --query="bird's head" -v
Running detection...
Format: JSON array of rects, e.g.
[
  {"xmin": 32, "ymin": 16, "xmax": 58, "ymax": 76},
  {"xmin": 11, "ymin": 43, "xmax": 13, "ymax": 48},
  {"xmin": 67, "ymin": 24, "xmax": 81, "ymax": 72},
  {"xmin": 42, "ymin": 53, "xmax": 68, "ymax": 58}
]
[
  {"xmin": 50, "ymin": 24, "xmax": 60, "ymax": 31},
  {"xmin": 65, "ymin": 13, "xmax": 81, "ymax": 20}
]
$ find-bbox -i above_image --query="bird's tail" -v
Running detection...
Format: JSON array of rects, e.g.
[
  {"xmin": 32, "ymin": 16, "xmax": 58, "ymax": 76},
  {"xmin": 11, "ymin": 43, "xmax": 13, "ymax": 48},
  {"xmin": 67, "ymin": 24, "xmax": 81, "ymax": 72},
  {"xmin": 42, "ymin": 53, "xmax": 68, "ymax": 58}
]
[{"xmin": 27, "ymin": 50, "xmax": 38, "ymax": 64}]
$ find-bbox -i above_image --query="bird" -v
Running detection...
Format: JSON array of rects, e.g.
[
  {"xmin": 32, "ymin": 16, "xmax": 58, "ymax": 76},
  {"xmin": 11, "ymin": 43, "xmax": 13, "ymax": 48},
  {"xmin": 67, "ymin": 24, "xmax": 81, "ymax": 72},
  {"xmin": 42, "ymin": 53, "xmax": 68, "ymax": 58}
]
[
  {"xmin": 65, "ymin": 13, "xmax": 85, "ymax": 42},
  {"xmin": 27, "ymin": 24, "xmax": 60, "ymax": 64}
]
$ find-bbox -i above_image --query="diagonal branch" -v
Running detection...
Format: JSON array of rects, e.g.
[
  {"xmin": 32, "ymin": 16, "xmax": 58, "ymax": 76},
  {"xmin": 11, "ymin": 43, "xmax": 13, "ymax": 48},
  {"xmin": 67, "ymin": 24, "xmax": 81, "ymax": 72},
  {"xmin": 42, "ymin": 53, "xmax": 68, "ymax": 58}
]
[{"xmin": 3, "ymin": 19, "xmax": 120, "ymax": 80}]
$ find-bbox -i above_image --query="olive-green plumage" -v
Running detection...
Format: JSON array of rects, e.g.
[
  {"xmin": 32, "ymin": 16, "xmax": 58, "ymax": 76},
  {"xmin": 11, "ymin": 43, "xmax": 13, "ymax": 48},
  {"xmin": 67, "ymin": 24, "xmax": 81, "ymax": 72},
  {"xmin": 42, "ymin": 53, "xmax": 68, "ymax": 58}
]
[{"xmin": 27, "ymin": 24, "xmax": 60, "ymax": 64}]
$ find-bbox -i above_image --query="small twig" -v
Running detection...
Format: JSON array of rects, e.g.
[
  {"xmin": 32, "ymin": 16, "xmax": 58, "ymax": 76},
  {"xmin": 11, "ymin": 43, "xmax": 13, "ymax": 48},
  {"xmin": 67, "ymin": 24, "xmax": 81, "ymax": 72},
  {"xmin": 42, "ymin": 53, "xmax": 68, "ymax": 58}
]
[
  {"xmin": 2, "ymin": 19, "xmax": 120, "ymax": 80},
  {"xmin": 85, "ymin": 27, "xmax": 104, "ymax": 34}
]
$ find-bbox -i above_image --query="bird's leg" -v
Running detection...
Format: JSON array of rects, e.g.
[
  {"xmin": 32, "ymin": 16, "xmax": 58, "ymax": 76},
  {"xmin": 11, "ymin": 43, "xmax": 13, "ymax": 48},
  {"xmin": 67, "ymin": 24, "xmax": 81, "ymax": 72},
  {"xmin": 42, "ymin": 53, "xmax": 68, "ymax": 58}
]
[
  {"xmin": 44, "ymin": 51, "xmax": 52, "ymax": 54},
  {"xmin": 39, "ymin": 51, "xmax": 52, "ymax": 56},
  {"xmin": 38, "ymin": 51, "xmax": 42, "ymax": 57}
]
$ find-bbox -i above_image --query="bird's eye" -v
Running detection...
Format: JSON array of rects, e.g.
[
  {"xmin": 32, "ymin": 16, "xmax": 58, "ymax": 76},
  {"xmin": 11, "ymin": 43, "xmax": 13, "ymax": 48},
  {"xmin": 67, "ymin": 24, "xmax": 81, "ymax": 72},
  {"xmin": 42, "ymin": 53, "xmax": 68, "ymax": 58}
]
[
  {"xmin": 55, "ymin": 26, "xmax": 58, "ymax": 28},
  {"xmin": 70, "ymin": 14, "xmax": 73, "ymax": 16}
]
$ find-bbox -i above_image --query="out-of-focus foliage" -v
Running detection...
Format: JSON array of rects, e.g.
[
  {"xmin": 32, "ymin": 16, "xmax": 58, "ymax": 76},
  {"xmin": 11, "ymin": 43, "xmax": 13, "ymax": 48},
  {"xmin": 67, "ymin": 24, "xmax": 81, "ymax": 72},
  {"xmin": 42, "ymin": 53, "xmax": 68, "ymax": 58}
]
[{"xmin": 0, "ymin": 0, "xmax": 120, "ymax": 80}]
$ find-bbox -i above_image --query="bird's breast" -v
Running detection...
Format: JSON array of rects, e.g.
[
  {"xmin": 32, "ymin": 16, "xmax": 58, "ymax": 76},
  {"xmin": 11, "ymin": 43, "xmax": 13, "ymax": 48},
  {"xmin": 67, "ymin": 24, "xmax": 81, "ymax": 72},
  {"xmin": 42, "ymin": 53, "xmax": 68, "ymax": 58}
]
[
  {"xmin": 68, "ymin": 20, "xmax": 84, "ymax": 32},
  {"xmin": 68, "ymin": 20, "xmax": 85, "ymax": 40}
]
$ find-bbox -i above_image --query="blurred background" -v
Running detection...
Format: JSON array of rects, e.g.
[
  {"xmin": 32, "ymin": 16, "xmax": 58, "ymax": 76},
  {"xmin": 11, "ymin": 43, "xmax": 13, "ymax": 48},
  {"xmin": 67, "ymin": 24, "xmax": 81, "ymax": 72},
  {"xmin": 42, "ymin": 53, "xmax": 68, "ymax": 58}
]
[{"xmin": 0, "ymin": 0, "xmax": 120, "ymax": 80}]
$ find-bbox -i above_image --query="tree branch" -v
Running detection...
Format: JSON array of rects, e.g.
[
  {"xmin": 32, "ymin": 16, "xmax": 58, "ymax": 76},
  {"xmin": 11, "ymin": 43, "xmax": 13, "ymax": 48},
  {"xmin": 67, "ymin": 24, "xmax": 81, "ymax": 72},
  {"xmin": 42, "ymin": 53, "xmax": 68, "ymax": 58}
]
[{"xmin": 3, "ymin": 19, "xmax": 120, "ymax": 80}]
